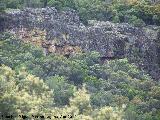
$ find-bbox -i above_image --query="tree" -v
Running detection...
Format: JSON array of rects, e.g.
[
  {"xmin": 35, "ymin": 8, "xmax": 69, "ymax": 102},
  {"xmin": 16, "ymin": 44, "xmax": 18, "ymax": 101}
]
[
  {"xmin": 46, "ymin": 75, "xmax": 75, "ymax": 106},
  {"xmin": 0, "ymin": 65, "xmax": 54, "ymax": 117}
]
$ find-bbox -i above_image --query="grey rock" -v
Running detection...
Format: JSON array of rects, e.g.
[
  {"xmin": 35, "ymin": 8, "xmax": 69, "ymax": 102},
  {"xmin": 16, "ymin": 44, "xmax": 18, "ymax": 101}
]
[{"xmin": 1, "ymin": 7, "xmax": 160, "ymax": 81}]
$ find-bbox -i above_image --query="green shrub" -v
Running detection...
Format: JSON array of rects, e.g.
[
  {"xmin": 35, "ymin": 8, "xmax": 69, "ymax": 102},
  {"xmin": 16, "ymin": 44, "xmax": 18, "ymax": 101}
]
[
  {"xmin": 0, "ymin": 2, "xmax": 6, "ymax": 12},
  {"xmin": 128, "ymin": 15, "xmax": 146, "ymax": 27},
  {"xmin": 0, "ymin": 33, "xmax": 160, "ymax": 119}
]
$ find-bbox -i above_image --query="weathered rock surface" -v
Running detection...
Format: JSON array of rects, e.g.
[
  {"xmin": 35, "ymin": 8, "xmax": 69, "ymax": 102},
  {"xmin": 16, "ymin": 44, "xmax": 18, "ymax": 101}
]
[{"xmin": 1, "ymin": 7, "xmax": 160, "ymax": 81}]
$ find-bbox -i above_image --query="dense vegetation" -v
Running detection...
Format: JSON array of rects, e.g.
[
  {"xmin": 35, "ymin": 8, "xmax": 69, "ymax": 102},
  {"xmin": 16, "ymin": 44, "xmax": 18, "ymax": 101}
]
[
  {"xmin": 0, "ymin": 33, "xmax": 160, "ymax": 119},
  {"xmin": 0, "ymin": 0, "xmax": 160, "ymax": 26},
  {"xmin": 1, "ymin": 65, "xmax": 125, "ymax": 119},
  {"xmin": 0, "ymin": 0, "xmax": 160, "ymax": 119}
]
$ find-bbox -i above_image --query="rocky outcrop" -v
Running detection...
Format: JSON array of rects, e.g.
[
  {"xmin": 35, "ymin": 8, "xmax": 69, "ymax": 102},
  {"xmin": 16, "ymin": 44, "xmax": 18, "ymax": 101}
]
[
  {"xmin": 149, "ymin": 0, "xmax": 160, "ymax": 4},
  {"xmin": 1, "ymin": 7, "xmax": 160, "ymax": 80}
]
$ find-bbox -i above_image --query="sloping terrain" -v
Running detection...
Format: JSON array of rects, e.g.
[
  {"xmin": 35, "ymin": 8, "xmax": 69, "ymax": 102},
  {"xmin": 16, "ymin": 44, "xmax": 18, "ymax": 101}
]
[
  {"xmin": 0, "ymin": 2, "xmax": 160, "ymax": 119},
  {"xmin": 1, "ymin": 7, "xmax": 160, "ymax": 81},
  {"xmin": 0, "ymin": 32, "xmax": 160, "ymax": 119}
]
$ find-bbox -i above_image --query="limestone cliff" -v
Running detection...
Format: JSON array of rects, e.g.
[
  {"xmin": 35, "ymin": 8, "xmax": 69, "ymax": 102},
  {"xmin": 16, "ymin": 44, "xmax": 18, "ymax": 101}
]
[{"xmin": 1, "ymin": 7, "xmax": 160, "ymax": 81}]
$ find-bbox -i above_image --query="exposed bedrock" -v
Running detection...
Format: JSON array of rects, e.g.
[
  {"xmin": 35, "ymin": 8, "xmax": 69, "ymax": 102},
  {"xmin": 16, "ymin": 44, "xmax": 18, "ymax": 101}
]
[{"xmin": 1, "ymin": 7, "xmax": 160, "ymax": 80}]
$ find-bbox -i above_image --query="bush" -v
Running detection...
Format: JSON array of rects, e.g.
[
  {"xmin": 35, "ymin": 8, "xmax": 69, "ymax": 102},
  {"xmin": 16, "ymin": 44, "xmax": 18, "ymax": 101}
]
[
  {"xmin": 46, "ymin": 75, "xmax": 75, "ymax": 106},
  {"xmin": 0, "ymin": 2, "xmax": 6, "ymax": 12},
  {"xmin": 0, "ymin": 33, "xmax": 160, "ymax": 119},
  {"xmin": 128, "ymin": 15, "xmax": 146, "ymax": 27}
]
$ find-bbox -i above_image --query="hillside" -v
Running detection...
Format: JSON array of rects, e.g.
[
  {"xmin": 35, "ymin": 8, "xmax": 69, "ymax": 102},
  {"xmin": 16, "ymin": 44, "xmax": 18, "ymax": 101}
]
[{"xmin": 0, "ymin": 0, "xmax": 160, "ymax": 120}]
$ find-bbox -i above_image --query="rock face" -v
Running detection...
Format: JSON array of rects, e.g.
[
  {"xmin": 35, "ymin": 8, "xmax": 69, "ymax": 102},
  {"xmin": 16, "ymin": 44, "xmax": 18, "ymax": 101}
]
[
  {"xmin": 149, "ymin": 0, "xmax": 160, "ymax": 4},
  {"xmin": 1, "ymin": 7, "xmax": 160, "ymax": 81}
]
